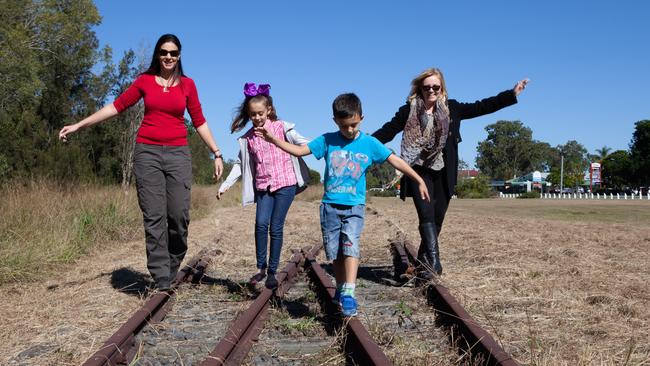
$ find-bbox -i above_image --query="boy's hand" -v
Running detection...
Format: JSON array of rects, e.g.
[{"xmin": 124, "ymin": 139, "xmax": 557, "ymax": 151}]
[
  {"xmin": 386, "ymin": 154, "xmax": 431, "ymax": 202},
  {"xmin": 216, "ymin": 189, "xmax": 226, "ymax": 200},
  {"xmin": 254, "ymin": 126, "xmax": 275, "ymax": 143},
  {"xmin": 417, "ymin": 181, "xmax": 431, "ymax": 202}
]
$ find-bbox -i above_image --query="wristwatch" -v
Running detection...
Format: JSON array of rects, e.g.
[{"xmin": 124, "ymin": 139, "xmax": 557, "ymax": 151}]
[{"xmin": 213, "ymin": 149, "xmax": 223, "ymax": 159}]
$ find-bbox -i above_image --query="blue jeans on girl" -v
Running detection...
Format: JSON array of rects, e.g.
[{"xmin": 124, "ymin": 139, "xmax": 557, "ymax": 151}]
[{"xmin": 254, "ymin": 185, "xmax": 297, "ymax": 274}]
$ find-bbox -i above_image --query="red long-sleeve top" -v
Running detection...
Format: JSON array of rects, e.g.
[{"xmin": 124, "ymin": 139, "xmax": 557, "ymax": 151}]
[{"xmin": 113, "ymin": 73, "xmax": 207, "ymax": 146}]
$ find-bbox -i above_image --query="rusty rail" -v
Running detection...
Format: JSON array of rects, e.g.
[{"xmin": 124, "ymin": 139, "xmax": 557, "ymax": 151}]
[
  {"xmin": 82, "ymin": 251, "xmax": 213, "ymax": 366},
  {"xmin": 302, "ymin": 245, "xmax": 393, "ymax": 366},
  {"xmin": 392, "ymin": 240, "xmax": 519, "ymax": 366},
  {"xmin": 200, "ymin": 249, "xmax": 305, "ymax": 366}
]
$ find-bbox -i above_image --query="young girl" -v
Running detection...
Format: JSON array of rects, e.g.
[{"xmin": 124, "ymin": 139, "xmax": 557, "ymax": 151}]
[{"xmin": 217, "ymin": 83, "xmax": 309, "ymax": 289}]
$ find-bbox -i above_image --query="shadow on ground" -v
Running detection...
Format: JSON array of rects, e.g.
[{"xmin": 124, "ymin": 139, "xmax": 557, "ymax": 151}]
[{"xmin": 110, "ymin": 267, "xmax": 151, "ymax": 296}]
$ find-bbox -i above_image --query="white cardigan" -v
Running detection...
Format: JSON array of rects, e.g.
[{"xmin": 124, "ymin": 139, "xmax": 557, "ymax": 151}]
[{"xmin": 218, "ymin": 121, "xmax": 310, "ymax": 206}]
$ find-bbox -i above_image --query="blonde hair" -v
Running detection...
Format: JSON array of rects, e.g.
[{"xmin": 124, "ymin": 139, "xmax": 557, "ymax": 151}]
[{"xmin": 408, "ymin": 67, "xmax": 449, "ymax": 105}]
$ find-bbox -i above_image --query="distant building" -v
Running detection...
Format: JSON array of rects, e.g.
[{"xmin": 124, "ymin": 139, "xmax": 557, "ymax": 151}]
[
  {"xmin": 491, "ymin": 171, "xmax": 551, "ymax": 193},
  {"xmin": 457, "ymin": 169, "xmax": 479, "ymax": 180}
]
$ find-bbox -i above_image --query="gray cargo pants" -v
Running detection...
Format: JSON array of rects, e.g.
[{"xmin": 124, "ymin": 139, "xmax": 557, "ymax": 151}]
[{"xmin": 133, "ymin": 143, "xmax": 192, "ymax": 289}]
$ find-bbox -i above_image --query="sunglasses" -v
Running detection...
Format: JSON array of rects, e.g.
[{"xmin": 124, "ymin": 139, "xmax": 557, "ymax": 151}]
[
  {"xmin": 421, "ymin": 84, "xmax": 441, "ymax": 92},
  {"xmin": 158, "ymin": 49, "xmax": 180, "ymax": 57}
]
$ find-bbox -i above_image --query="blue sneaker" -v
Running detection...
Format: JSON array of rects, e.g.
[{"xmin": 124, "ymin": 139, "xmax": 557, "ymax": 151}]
[
  {"xmin": 332, "ymin": 289, "xmax": 341, "ymax": 306},
  {"xmin": 340, "ymin": 295, "xmax": 358, "ymax": 317}
]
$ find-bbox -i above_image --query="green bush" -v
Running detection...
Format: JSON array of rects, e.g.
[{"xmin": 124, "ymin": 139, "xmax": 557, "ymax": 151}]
[
  {"xmin": 518, "ymin": 191, "xmax": 541, "ymax": 199},
  {"xmin": 308, "ymin": 169, "xmax": 321, "ymax": 185},
  {"xmin": 455, "ymin": 174, "xmax": 492, "ymax": 198}
]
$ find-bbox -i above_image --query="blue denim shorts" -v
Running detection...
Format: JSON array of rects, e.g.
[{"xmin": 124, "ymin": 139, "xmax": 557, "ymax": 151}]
[{"xmin": 319, "ymin": 203, "xmax": 365, "ymax": 261}]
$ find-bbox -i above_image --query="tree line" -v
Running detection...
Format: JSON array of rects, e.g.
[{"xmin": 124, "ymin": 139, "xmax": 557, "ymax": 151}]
[
  {"xmin": 0, "ymin": 0, "xmax": 223, "ymax": 186},
  {"xmin": 1, "ymin": 2, "xmax": 646, "ymax": 191},
  {"xmin": 474, "ymin": 120, "xmax": 649, "ymax": 190}
]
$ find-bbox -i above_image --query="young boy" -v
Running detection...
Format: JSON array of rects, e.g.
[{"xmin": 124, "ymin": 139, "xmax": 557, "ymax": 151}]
[{"xmin": 256, "ymin": 93, "xmax": 429, "ymax": 316}]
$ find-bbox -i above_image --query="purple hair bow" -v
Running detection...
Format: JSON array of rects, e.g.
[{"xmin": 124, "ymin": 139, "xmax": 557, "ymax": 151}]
[{"xmin": 244, "ymin": 82, "xmax": 271, "ymax": 97}]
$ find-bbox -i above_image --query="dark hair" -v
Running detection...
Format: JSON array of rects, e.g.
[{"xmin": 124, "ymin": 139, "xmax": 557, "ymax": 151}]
[
  {"xmin": 230, "ymin": 95, "xmax": 279, "ymax": 133},
  {"xmin": 143, "ymin": 34, "xmax": 185, "ymax": 84},
  {"xmin": 332, "ymin": 93, "xmax": 362, "ymax": 119}
]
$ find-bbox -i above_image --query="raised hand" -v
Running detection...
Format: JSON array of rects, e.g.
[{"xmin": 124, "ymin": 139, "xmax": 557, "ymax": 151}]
[{"xmin": 513, "ymin": 78, "xmax": 529, "ymax": 96}]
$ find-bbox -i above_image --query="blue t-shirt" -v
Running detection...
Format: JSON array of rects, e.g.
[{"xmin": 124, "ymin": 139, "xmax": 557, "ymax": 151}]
[{"xmin": 308, "ymin": 131, "xmax": 392, "ymax": 206}]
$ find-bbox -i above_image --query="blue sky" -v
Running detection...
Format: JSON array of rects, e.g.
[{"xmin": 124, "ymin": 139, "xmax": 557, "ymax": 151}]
[{"xmin": 94, "ymin": 0, "xmax": 649, "ymax": 174}]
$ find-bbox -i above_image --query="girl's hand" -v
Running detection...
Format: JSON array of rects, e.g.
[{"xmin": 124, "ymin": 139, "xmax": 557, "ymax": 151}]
[
  {"xmin": 59, "ymin": 123, "xmax": 80, "ymax": 142},
  {"xmin": 216, "ymin": 189, "xmax": 226, "ymax": 200},
  {"xmin": 254, "ymin": 126, "xmax": 274, "ymax": 142},
  {"xmin": 513, "ymin": 78, "xmax": 529, "ymax": 96},
  {"xmin": 417, "ymin": 181, "xmax": 431, "ymax": 202},
  {"xmin": 213, "ymin": 157, "xmax": 224, "ymax": 180}
]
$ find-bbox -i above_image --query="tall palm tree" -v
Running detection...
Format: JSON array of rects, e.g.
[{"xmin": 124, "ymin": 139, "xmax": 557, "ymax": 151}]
[{"xmin": 595, "ymin": 146, "xmax": 612, "ymax": 160}]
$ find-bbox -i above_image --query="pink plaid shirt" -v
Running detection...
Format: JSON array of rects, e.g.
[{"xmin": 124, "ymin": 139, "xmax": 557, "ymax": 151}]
[{"xmin": 245, "ymin": 120, "xmax": 297, "ymax": 192}]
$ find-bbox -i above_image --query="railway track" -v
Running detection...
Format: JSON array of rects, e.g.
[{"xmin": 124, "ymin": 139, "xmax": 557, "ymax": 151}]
[
  {"xmin": 372, "ymin": 203, "xmax": 520, "ymax": 366},
  {"xmin": 82, "ymin": 207, "xmax": 520, "ymax": 365},
  {"xmin": 82, "ymin": 244, "xmax": 394, "ymax": 365},
  {"xmin": 83, "ymin": 249, "xmax": 214, "ymax": 366}
]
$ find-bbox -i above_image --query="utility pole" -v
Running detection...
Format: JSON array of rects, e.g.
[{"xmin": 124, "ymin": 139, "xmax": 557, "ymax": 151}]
[{"xmin": 560, "ymin": 153, "xmax": 564, "ymax": 194}]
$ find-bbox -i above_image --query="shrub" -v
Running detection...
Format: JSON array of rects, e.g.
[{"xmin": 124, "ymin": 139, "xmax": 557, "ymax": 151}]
[
  {"xmin": 455, "ymin": 174, "xmax": 492, "ymax": 198},
  {"xmin": 518, "ymin": 191, "xmax": 541, "ymax": 199}
]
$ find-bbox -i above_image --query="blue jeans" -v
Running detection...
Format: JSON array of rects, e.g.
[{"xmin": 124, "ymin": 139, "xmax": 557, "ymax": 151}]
[
  {"xmin": 320, "ymin": 203, "xmax": 365, "ymax": 261},
  {"xmin": 254, "ymin": 185, "xmax": 297, "ymax": 273}
]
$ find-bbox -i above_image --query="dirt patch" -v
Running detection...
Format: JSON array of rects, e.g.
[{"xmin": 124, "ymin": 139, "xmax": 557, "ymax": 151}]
[{"xmin": 1, "ymin": 197, "xmax": 648, "ymax": 365}]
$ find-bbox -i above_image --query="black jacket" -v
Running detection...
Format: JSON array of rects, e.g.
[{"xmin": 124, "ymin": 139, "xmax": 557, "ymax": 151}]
[{"xmin": 372, "ymin": 90, "xmax": 517, "ymax": 199}]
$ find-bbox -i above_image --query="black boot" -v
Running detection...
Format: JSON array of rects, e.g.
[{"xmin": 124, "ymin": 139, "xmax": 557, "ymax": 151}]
[
  {"xmin": 416, "ymin": 239, "xmax": 434, "ymax": 280},
  {"xmin": 418, "ymin": 222, "xmax": 443, "ymax": 275}
]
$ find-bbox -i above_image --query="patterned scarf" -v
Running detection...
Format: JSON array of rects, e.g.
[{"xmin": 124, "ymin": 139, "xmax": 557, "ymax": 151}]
[{"xmin": 400, "ymin": 96, "xmax": 450, "ymax": 170}]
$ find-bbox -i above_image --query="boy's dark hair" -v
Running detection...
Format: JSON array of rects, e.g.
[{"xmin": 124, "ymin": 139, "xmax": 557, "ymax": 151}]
[{"xmin": 332, "ymin": 93, "xmax": 362, "ymax": 119}]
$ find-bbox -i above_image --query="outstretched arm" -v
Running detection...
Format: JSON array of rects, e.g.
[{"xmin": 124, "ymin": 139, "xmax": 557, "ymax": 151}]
[
  {"xmin": 386, "ymin": 154, "xmax": 430, "ymax": 202},
  {"xmin": 254, "ymin": 126, "xmax": 312, "ymax": 157},
  {"xmin": 58, "ymin": 103, "xmax": 119, "ymax": 142},
  {"xmin": 454, "ymin": 78, "xmax": 529, "ymax": 120},
  {"xmin": 371, "ymin": 104, "xmax": 410, "ymax": 144}
]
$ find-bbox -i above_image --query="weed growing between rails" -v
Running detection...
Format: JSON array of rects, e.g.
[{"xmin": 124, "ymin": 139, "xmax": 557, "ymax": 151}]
[{"xmin": 0, "ymin": 181, "xmax": 220, "ymax": 285}]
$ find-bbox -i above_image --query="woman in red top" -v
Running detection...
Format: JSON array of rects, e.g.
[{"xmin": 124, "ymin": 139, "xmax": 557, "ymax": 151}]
[{"xmin": 59, "ymin": 34, "xmax": 223, "ymax": 291}]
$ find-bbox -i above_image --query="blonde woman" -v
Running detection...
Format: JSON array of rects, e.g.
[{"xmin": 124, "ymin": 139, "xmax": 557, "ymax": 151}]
[{"xmin": 372, "ymin": 68, "xmax": 528, "ymax": 278}]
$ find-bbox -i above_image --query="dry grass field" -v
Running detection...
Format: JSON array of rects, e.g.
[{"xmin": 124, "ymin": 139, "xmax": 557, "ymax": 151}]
[
  {"xmin": 369, "ymin": 198, "xmax": 650, "ymax": 365},
  {"xmin": 0, "ymin": 192, "xmax": 648, "ymax": 365}
]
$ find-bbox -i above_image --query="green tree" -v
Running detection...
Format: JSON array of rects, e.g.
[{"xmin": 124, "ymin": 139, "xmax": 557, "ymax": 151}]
[
  {"xmin": 0, "ymin": 0, "xmax": 105, "ymax": 181},
  {"xmin": 595, "ymin": 146, "xmax": 612, "ymax": 160},
  {"xmin": 547, "ymin": 140, "xmax": 589, "ymax": 188},
  {"xmin": 366, "ymin": 160, "xmax": 398, "ymax": 188},
  {"xmin": 630, "ymin": 120, "xmax": 650, "ymax": 186},
  {"xmin": 186, "ymin": 120, "xmax": 215, "ymax": 185},
  {"xmin": 455, "ymin": 174, "xmax": 492, "ymax": 198},
  {"xmin": 476, "ymin": 120, "xmax": 549, "ymax": 180},
  {"xmin": 601, "ymin": 150, "xmax": 631, "ymax": 189},
  {"xmin": 308, "ymin": 169, "xmax": 321, "ymax": 185},
  {"xmin": 457, "ymin": 159, "xmax": 469, "ymax": 180}
]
